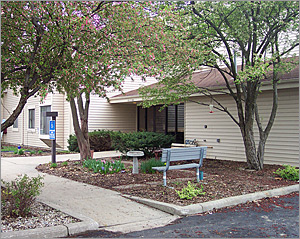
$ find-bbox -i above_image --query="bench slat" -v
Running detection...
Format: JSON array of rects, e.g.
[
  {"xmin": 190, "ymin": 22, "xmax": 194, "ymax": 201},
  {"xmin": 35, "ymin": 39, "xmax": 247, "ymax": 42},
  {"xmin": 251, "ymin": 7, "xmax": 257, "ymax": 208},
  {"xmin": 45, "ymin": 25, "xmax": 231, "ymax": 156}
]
[
  {"xmin": 153, "ymin": 163, "xmax": 199, "ymax": 171},
  {"xmin": 161, "ymin": 147, "xmax": 207, "ymax": 162}
]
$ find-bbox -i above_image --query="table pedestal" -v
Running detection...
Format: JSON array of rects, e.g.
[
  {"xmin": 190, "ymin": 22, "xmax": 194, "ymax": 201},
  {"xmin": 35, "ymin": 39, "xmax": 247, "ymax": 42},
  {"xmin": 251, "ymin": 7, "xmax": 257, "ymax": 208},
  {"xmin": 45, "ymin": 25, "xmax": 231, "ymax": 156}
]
[{"xmin": 133, "ymin": 157, "xmax": 139, "ymax": 174}]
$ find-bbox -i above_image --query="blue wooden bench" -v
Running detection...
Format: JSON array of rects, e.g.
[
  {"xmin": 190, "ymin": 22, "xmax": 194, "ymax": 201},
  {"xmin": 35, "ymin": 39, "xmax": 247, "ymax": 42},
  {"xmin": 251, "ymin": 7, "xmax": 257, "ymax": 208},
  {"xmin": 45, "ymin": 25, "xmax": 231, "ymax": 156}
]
[{"xmin": 152, "ymin": 147, "xmax": 207, "ymax": 186}]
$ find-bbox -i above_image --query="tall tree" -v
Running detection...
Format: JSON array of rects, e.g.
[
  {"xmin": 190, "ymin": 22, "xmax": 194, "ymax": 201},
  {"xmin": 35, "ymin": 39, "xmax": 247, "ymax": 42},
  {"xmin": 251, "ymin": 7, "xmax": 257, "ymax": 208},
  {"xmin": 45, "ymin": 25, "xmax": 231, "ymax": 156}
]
[
  {"xmin": 140, "ymin": 1, "xmax": 299, "ymax": 170},
  {"xmin": 1, "ymin": 1, "xmax": 194, "ymax": 160}
]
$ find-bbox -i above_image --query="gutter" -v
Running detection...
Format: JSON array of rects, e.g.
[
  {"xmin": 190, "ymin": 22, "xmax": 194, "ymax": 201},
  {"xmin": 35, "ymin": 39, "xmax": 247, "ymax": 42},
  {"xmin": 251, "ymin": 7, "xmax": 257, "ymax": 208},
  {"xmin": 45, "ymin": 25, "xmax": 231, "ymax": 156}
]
[{"xmin": 109, "ymin": 78, "xmax": 299, "ymax": 104}]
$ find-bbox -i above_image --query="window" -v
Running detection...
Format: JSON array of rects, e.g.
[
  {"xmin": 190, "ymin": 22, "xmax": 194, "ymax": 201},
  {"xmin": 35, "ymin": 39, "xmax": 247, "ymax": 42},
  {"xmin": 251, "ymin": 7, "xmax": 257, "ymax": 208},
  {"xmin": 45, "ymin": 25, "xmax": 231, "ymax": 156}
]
[
  {"xmin": 40, "ymin": 106, "xmax": 51, "ymax": 135},
  {"xmin": 13, "ymin": 118, "xmax": 18, "ymax": 128},
  {"xmin": 28, "ymin": 109, "xmax": 35, "ymax": 129}
]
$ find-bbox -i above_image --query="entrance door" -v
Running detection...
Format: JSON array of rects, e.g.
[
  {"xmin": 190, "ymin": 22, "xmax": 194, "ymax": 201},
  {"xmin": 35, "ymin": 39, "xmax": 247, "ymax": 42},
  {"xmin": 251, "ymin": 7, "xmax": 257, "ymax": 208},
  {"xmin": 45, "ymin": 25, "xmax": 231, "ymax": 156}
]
[{"xmin": 137, "ymin": 103, "xmax": 184, "ymax": 143}]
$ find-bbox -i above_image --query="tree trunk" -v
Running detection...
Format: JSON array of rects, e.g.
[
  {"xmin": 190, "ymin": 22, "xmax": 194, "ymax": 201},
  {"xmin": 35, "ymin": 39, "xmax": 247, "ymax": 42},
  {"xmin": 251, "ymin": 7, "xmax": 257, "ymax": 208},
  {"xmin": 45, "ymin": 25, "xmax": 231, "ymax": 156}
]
[
  {"xmin": 241, "ymin": 125, "xmax": 262, "ymax": 170},
  {"xmin": 69, "ymin": 92, "xmax": 91, "ymax": 160}
]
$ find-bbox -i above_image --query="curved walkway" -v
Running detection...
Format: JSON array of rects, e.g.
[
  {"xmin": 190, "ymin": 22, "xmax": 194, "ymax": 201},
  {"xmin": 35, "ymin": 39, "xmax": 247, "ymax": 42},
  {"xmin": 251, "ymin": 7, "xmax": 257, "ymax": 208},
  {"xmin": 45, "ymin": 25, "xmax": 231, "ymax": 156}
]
[{"xmin": 1, "ymin": 152, "xmax": 179, "ymax": 238}]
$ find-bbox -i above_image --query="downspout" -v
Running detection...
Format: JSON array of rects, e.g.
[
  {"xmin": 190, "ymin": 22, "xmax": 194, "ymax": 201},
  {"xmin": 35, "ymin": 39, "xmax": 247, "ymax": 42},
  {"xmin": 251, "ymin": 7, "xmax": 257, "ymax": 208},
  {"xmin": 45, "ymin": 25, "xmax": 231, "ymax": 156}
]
[{"xmin": 22, "ymin": 107, "xmax": 25, "ymax": 146}]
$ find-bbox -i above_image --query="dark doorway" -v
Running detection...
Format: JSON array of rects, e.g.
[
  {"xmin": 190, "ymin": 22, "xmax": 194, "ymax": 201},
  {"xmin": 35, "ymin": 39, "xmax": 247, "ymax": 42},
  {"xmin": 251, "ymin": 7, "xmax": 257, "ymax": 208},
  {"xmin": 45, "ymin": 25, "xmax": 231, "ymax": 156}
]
[{"xmin": 137, "ymin": 103, "xmax": 184, "ymax": 143}]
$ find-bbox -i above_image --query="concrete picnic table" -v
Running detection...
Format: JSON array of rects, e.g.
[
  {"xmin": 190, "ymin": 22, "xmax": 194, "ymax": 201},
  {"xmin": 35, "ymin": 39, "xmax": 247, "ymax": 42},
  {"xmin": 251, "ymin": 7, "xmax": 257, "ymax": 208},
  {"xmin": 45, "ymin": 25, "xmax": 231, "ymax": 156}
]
[{"xmin": 126, "ymin": 151, "xmax": 144, "ymax": 174}]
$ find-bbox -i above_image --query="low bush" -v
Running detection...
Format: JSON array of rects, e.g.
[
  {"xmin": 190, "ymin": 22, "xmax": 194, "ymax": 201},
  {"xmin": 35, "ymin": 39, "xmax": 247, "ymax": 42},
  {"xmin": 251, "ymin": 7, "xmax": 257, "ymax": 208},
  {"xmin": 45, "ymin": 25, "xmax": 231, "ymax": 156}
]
[
  {"xmin": 176, "ymin": 181, "xmax": 206, "ymax": 200},
  {"xmin": 111, "ymin": 131, "xmax": 175, "ymax": 158},
  {"xmin": 1, "ymin": 175, "xmax": 44, "ymax": 217},
  {"xmin": 50, "ymin": 163, "xmax": 58, "ymax": 168},
  {"xmin": 274, "ymin": 165, "xmax": 299, "ymax": 181},
  {"xmin": 83, "ymin": 158, "xmax": 125, "ymax": 174},
  {"xmin": 61, "ymin": 161, "xmax": 68, "ymax": 166},
  {"xmin": 140, "ymin": 158, "xmax": 165, "ymax": 174},
  {"xmin": 18, "ymin": 149, "xmax": 25, "ymax": 155},
  {"xmin": 68, "ymin": 130, "xmax": 120, "ymax": 152}
]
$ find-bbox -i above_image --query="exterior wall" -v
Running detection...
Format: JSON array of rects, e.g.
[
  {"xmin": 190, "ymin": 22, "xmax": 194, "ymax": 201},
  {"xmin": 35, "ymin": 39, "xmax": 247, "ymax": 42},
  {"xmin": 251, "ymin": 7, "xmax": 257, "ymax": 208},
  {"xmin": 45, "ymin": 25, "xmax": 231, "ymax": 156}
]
[
  {"xmin": 87, "ymin": 76, "xmax": 157, "ymax": 133},
  {"xmin": 88, "ymin": 96, "xmax": 137, "ymax": 132},
  {"xmin": 1, "ymin": 90, "xmax": 23, "ymax": 145},
  {"xmin": 1, "ymin": 76, "xmax": 157, "ymax": 150},
  {"xmin": 185, "ymin": 87, "xmax": 299, "ymax": 166},
  {"xmin": 1, "ymin": 89, "xmax": 66, "ymax": 149}
]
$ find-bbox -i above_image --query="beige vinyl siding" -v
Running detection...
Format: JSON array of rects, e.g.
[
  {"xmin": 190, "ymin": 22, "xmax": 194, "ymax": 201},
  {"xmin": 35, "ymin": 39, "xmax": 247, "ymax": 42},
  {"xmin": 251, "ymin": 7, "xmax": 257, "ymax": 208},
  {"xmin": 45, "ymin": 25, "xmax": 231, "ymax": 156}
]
[
  {"xmin": 185, "ymin": 87, "xmax": 299, "ymax": 166},
  {"xmin": 23, "ymin": 96, "xmax": 41, "ymax": 147},
  {"xmin": 63, "ymin": 95, "xmax": 73, "ymax": 150},
  {"xmin": 88, "ymin": 96, "xmax": 136, "ymax": 132},
  {"xmin": 87, "ymin": 77, "xmax": 157, "ymax": 133},
  {"xmin": 1, "ymin": 90, "xmax": 23, "ymax": 145},
  {"xmin": 51, "ymin": 92, "xmax": 65, "ymax": 148}
]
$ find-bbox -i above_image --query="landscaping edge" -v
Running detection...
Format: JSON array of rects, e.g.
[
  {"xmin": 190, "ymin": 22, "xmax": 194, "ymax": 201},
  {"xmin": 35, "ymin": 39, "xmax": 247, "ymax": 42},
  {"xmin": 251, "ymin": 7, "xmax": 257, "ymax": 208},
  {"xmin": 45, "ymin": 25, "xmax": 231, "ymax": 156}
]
[
  {"xmin": 1, "ymin": 200, "xmax": 99, "ymax": 239},
  {"xmin": 122, "ymin": 184, "xmax": 299, "ymax": 216}
]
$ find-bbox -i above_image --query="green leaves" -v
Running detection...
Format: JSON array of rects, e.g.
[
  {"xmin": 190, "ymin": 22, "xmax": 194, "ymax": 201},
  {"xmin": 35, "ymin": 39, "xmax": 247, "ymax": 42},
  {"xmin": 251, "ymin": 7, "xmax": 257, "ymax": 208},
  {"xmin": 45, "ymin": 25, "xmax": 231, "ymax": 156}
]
[{"xmin": 176, "ymin": 181, "xmax": 206, "ymax": 200}]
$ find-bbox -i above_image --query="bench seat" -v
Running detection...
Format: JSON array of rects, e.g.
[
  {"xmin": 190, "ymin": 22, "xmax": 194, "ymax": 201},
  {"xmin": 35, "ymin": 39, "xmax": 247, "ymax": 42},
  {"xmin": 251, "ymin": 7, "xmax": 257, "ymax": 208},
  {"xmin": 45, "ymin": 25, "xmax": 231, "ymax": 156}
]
[{"xmin": 153, "ymin": 163, "xmax": 200, "ymax": 171}]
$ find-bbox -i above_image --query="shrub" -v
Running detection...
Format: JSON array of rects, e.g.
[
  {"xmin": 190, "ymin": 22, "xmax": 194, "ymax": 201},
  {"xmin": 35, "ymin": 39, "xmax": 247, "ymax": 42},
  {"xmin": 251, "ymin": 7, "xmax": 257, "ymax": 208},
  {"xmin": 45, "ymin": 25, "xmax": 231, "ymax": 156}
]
[
  {"xmin": 37, "ymin": 150, "xmax": 43, "ymax": 155},
  {"xmin": 111, "ymin": 132, "xmax": 175, "ymax": 158},
  {"xmin": 61, "ymin": 161, "xmax": 68, "ymax": 166},
  {"xmin": 50, "ymin": 163, "xmax": 58, "ymax": 168},
  {"xmin": 274, "ymin": 165, "xmax": 299, "ymax": 181},
  {"xmin": 176, "ymin": 181, "xmax": 206, "ymax": 200},
  {"xmin": 68, "ymin": 130, "xmax": 119, "ymax": 152},
  {"xmin": 18, "ymin": 149, "xmax": 25, "ymax": 155},
  {"xmin": 140, "ymin": 158, "xmax": 165, "ymax": 174},
  {"xmin": 67, "ymin": 134, "xmax": 80, "ymax": 152},
  {"xmin": 83, "ymin": 158, "xmax": 125, "ymax": 174},
  {"xmin": 1, "ymin": 175, "xmax": 44, "ymax": 217}
]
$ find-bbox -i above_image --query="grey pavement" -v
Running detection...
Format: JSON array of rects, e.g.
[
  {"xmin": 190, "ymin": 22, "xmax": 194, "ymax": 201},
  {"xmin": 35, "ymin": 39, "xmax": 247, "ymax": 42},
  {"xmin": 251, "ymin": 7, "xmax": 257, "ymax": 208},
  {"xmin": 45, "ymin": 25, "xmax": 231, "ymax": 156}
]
[
  {"xmin": 1, "ymin": 152, "xmax": 179, "ymax": 238},
  {"xmin": 120, "ymin": 193, "xmax": 299, "ymax": 238}
]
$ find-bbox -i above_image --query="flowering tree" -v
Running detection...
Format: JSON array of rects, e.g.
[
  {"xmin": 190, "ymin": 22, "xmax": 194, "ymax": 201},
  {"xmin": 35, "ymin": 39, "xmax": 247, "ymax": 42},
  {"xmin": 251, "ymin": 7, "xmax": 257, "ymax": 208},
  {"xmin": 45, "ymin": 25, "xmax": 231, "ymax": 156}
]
[
  {"xmin": 140, "ymin": 1, "xmax": 299, "ymax": 170},
  {"xmin": 1, "ymin": 1, "xmax": 198, "ymax": 160}
]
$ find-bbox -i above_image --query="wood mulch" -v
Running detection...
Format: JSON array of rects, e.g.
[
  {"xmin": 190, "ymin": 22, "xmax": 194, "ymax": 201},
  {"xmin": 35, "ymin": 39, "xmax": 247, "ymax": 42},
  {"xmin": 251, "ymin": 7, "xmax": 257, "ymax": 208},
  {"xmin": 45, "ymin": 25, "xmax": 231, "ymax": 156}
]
[{"xmin": 36, "ymin": 157, "xmax": 299, "ymax": 206}]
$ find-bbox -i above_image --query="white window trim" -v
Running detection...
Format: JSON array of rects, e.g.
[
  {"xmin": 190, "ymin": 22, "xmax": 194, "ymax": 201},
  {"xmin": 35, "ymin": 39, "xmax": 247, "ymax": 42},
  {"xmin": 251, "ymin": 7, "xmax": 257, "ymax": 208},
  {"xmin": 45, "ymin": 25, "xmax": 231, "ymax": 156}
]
[
  {"xmin": 28, "ymin": 106, "xmax": 36, "ymax": 131},
  {"xmin": 39, "ymin": 105, "xmax": 51, "ymax": 138},
  {"xmin": 39, "ymin": 134, "xmax": 50, "ymax": 140}
]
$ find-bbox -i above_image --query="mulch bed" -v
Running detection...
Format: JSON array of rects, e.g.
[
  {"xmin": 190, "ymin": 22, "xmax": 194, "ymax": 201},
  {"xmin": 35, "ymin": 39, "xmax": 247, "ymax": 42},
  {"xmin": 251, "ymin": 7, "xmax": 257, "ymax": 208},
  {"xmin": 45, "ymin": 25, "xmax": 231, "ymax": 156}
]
[{"xmin": 36, "ymin": 157, "xmax": 298, "ymax": 206}]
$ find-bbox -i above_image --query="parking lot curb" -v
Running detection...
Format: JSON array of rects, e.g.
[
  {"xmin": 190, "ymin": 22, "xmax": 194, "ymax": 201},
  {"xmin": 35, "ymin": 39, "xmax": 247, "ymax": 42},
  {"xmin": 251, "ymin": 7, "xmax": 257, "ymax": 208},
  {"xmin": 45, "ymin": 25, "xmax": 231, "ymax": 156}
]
[{"xmin": 123, "ymin": 184, "xmax": 299, "ymax": 216}]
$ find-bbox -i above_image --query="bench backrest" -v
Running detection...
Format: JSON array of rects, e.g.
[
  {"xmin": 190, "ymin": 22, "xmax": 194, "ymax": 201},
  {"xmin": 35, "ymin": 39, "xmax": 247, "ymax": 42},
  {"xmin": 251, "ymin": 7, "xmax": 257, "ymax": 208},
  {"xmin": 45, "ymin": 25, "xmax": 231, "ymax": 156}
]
[{"xmin": 161, "ymin": 147, "xmax": 207, "ymax": 162}]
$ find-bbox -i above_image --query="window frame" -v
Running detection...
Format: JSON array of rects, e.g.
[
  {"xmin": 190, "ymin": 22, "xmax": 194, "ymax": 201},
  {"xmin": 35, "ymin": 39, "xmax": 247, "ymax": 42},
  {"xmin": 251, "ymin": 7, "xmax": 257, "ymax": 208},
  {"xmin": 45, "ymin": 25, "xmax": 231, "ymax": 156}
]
[
  {"xmin": 28, "ymin": 108, "xmax": 35, "ymax": 129},
  {"xmin": 40, "ymin": 105, "xmax": 51, "ymax": 135}
]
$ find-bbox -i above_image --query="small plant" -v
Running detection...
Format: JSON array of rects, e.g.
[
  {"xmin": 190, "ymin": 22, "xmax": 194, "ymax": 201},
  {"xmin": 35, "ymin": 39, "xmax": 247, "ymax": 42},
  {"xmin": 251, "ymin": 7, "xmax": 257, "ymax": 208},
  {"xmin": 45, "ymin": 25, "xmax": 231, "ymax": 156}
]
[
  {"xmin": 1, "ymin": 146, "xmax": 18, "ymax": 152},
  {"xmin": 140, "ymin": 158, "xmax": 165, "ymax": 174},
  {"xmin": 176, "ymin": 181, "xmax": 206, "ymax": 200},
  {"xmin": 18, "ymin": 149, "xmax": 25, "ymax": 155},
  {"xmin": 29, "ymin": 150, "xmax": 36, "ymax": 155},
  {"xmin": 1, "ymin": 174, "xmax": 44, "ymax": 217},
  {"xmin": 83, "ymin": 158, "xmax": 125, "ymax": 174},
  {"xmin": 274, "ymin": 165, "xmax": 299, "ymax": 181},
  {"xmin": 37, "ymin": 150, "xmax": 43, "ymax": 155},
  {"xmin": 50, "ymin": 163, "xmax": 58, "ymax": 168},
  {"xmin": 61, "ymin": 161, "xmax": 68, "ymax": 166}
]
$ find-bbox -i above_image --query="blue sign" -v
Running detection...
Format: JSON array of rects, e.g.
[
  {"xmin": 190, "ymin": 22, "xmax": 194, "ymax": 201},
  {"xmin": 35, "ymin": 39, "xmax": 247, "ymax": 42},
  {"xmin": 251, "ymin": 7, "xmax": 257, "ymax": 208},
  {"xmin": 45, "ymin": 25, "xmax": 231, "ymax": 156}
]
[{"xmin": 49, "ymin": 120, "xmax": 55, "ymax": 140}]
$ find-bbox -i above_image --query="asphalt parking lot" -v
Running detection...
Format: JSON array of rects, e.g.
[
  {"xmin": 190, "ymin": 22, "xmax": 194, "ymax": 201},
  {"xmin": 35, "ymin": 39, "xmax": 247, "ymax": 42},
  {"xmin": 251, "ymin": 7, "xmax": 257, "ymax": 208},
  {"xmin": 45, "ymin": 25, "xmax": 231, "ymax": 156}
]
[{"xmin": 67, "ymin": 192, "xmax": 299, "ymax": 238}]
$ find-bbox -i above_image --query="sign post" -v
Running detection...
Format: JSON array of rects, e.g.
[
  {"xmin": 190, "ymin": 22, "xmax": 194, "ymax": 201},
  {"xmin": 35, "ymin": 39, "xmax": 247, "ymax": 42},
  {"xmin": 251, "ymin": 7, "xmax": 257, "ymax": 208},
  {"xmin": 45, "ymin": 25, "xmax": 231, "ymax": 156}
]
[{"xmin": 46, "ymin": 112, "xmax": 58, "ymax": 164}]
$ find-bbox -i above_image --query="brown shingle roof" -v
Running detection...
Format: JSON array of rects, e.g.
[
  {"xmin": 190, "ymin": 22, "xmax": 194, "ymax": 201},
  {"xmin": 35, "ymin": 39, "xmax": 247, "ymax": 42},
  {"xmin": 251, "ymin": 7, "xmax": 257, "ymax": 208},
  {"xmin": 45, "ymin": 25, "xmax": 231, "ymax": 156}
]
[{"xmin": 112, "ymin": 60, "xmax": 299, "ymax": 99}]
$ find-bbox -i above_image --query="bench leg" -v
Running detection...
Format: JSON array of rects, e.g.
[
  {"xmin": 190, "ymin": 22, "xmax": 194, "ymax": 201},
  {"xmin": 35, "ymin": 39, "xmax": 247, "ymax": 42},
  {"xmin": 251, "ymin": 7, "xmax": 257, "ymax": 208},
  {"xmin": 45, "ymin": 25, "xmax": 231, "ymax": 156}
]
[
  {"xmin": 163, "ymin": 171, "xmax": 167, "ymax": 186},
  {"xmin": 196, "ymin": 168, "xmax": 204, "ymax": 182}
]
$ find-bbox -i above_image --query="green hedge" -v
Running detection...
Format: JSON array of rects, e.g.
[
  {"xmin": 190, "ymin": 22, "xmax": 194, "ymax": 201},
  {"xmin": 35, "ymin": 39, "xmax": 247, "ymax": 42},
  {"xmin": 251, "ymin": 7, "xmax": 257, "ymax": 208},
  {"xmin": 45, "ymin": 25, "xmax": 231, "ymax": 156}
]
[
  {"xmin": 68, "ymin": 130, "xmax": 175, "ymax": 157},
  {"xmin": 67, "ymin": 130, "xmax": 120, "ymax": 152},
  {"xmin": 112, "ymin": 131, "xmax": 175, "ymax": 158}
]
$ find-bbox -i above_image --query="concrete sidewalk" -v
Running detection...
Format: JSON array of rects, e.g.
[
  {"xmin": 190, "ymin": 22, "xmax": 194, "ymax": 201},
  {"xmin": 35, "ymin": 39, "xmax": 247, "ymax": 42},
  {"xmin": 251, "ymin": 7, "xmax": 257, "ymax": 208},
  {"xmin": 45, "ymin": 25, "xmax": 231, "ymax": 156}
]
[{"xmin": 1, "ymin": 152, "xmax": 179, "ymax": 238}]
